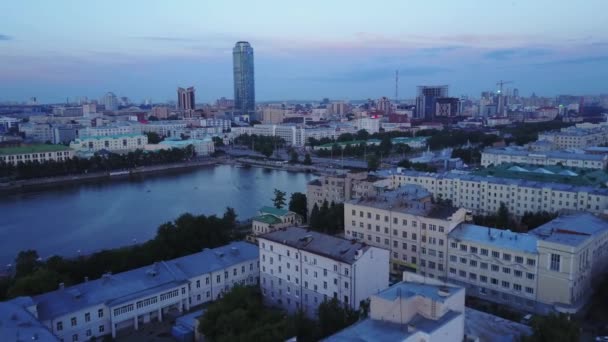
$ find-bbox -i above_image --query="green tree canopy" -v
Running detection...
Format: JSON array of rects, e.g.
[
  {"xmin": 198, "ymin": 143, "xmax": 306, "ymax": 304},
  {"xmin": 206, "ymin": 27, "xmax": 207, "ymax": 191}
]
[
  {"xmin": 289, "ymin": 192, "xmax": 307, "ymax": 222},
  {"xmin": 273, "ymin": 189, "xmax": 287, "ymax": 209}
]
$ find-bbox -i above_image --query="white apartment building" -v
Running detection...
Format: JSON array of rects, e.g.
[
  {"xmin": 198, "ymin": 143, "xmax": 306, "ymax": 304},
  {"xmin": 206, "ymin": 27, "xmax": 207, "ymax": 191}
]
[
  {"xmin": 70, "ymin": 134, "xmax": 148, "ymax": 153},
  {"xmin": 141, "ymin": 121, "xmax": 188, "ymax": 137},
  {"xmin": 148, "ymin": 138, "xmax": 215, "ymax": 156},
  {"xmin": 23, "ymin": 242, "xmax": 258, "ymax": 341},
  {"xmin": 481, "ymin": 147, "xmax": 608, "ymax": 170},
  {"xmin": 258, "ymin": 227, "xmax": 389, "ymax": 317},
  {"xmin": 0, "ymin": 145, "xmax": 75, "ymax": 166},
  {"xmin": 325, "ymin": 276, "xmax": 465, "ymax": 342},
  {"xmin": 356, "ymin": 117, "xmax": 380, "ymax": 134},
  {"xmin": 345, "ymin": 185, "xmax": 470, "ymax": 277},
  {"xmin": 447, "ymin": 213, "xmax": 608, "ymax": 314},
  {"xmin": 538, "ymin": 125, "xmax": 608, "ymax": 149},
  {"xmin": 381, "ymin": 168, "xmax": 608, "ymax": 216},
  {"xmin": 19, "ymin": 122, "xmax": 54, "ymax": 142},
  {"xmin": 0, "ymin": 116, "xmax": 20, "ymax": 131},
  {"xmin": 78, "ymin": 124, "xmax": 142, "ymax": 138}
]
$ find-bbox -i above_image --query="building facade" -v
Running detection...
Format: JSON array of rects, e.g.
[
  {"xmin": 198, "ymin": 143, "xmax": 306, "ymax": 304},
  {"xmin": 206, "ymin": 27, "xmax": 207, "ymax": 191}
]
[
  {"xmin": 344, "ymin": 185, "xmax": 470, "ymax": 276},
  {"xmin": 258, "ymin": 227, "xmax": 389, "ymax": 317},
  {"xmin": 447, "ymin": 213, "xmax": 608, "ymax": 314},
  {"xmin": 177, "ymin": 87, "xmax": 196, "ymax": 111},
  {"xmin": 233, "ymin": 41, "xmax": 255, "ymax": 114},
  {"xmin": 415, "ymin": 85, "xmax": 449, "ymax": 120},
  {"xmin": 70, "ymin": 134, "xmax": 148, "ymax": 153},
  {"xmin": 23, "ymin": 242, "xmax": 258, "ymax": 341},
  {"xmin": 0, "ymin": 145, "xmax": 74, "ymax": 165},
  {"xmin": 251, "ymin": 206, "xmax": 303, "ymax": 236}
]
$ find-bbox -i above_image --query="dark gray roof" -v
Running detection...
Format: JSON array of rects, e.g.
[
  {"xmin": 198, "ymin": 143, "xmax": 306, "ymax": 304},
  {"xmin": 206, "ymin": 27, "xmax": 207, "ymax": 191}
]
[{"xmin": 259, "ymin": 227, "xmax": 372, "ymax": 264}]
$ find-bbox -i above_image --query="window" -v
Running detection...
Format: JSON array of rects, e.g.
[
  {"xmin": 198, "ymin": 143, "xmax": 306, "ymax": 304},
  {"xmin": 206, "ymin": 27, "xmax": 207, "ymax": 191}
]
[
  {"xmin": 491, "ymin": 278, "xmax": 498, "ymax": 285},
  {"xmin": 515, "ymin": 256, "xmax": 524, "ymax": 264},
  {"xmin": 56, "ymin": 321, "xmax": 63, "ymax": 331},
  {"xmin": 501, "ymin": 281, "xmax": 510, "ymax": 288},
  {"xmin": 460, "ymin": 244, "xmax": 468, "ymax": 251},
  {"xmin": 527, "ymin": 273, "xmax": 535, "ymax": 280},
  {"xmin": 450, "ymin": 242, "xmax": 457, "ymax": 248},
  {"xmin": 514, "ymin": 270, "xmax": 522, "ymax": 277},
  {"xmin": 481, "ymin": 249, "xmax": 488, "ymax": 256},
  {"xmin": 525, "ymin": 287, "xmax": 534, "ymax": 294},
  {"xmin": 502, "ymin": 267, "xmax": 511, "ymax": 274},
  {"xmin": 71, "ymin": 317, "xmax": 77, "ymax": 327},
  {"xmin": 480, "ymin": 262, "xmax": 488, "ymax": 270},
  {"xmin": 459, "ymin": 270, "xmax": 466, "ymax": 277},
  {"xmin": 480, "ymin": 275, "xmax": 488, "ymax": 283},
  {"xmin": 527, "ymin": 258, "xmax": 536, "ymax": 266},
  {"xmin": 449, "ymin": 268, "xmax": 456, "ymax": 274},
  {"xmin": 85, "ymin": 313, "xmax": 90, "ymax": 322},
  {"xmin": 460, "ymin": 257, "xmax": 467, "ymax": 264},
  {"xmin": 99, "ymin": 325, "xmax": 105, "ymax": 333},
  {"xmin": 513, "ymin": 284, "xmax": 522, "ymax": 291},
  {"xmin": 72, "ymin": 334, "xmax": 78, "ymax": 342},
  {"xmin": 503, "ymin": 253, "xmax": 511, "ymax": 262},
  {"xmin": 491, "ymin": 265, "xmax": 499, "ymax": 272},
  {"xmin": 550, "ymin": 254, "xmax": 561, "ymax": 271},
  {"xmin": 86, "ymin": 329, "xmax": 92, "ymax": 337},
  {"xmin": 98, "ymin": 309, "xmax": 103, "ymax": 318},
  {"xmin": 491, "ymin": 251, "xmax": 500, "ymax": 258},
  {"xmin": 470, "ymin": 246, "xmax": 478, "ymax": 254}
]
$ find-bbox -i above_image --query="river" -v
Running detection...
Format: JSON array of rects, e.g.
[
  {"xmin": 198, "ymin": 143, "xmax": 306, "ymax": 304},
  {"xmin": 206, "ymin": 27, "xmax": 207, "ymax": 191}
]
[{"xmin": 0, "ymin": 165, "xmax": 313, "ymax": 265}]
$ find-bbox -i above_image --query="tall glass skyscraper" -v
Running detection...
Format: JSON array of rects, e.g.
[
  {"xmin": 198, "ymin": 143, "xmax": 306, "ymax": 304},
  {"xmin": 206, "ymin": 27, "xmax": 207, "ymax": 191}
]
[{"xmin": 233, "ymin": 41, "xmax": 255, "ymax": 114}]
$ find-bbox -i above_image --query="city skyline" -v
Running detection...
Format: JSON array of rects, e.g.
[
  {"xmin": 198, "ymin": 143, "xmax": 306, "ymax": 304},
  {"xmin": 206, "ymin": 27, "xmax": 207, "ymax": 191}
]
[{"xmin": 1, "ymin": 1, "xmax": 608, "ymax": 103}]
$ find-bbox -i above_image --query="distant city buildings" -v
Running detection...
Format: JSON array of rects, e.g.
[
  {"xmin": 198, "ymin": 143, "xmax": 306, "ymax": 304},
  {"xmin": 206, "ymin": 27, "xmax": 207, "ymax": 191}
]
[
  {"xmin": 415, "ymin": 85, "xmax": 449, "ymax": 120},
  {"xmin": 102, "ymin": 92, "xmax": 119, "ymax": 111},
  {"xmin": 177, "ymin": 87, "xmax": 196, "ymax": 111},
  {"xmin": 233, "ymin": 41, "xmax": 255, "ymax": 115}
]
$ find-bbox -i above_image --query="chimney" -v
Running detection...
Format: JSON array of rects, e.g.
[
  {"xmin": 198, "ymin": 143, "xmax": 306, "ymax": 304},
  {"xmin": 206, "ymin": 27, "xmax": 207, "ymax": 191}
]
[
  {"xmin": 59, "ymin": 283, "xmax": 65, "ymax": 290},
  {"xmin": 84, "ymin": 276, "xmax": 89, "ymax": 282}
]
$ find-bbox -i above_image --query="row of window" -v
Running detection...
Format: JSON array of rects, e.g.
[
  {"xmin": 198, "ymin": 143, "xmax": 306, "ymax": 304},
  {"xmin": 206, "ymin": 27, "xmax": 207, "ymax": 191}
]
[
  {"xmin": 66, "ymin": 325, "xmax": 104, "ymax": 342},
  {"xmin": 56, "ymin": 309, "xmax": 103, "ymax": 331},
  {"xmin": 350, "ymin": 210, "xmax": 445, "ymax": 232},
  {"xmin": 450, "ymin": 268, "xmax": 535, "ymax": 294},
  {"xmin": 451, "ymin": 243, "xmax": 536, "ymax": 266}
]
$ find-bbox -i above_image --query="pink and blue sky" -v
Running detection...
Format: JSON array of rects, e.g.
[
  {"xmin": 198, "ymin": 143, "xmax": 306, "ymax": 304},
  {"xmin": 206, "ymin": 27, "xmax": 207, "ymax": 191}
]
[{"xmin": 1, "ymin": 0, "xmax": 608, "ymax": 103}]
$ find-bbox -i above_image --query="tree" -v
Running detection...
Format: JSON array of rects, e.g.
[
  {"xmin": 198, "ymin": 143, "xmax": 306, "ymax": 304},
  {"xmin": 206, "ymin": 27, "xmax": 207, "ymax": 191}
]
[
  {"xmin": 144, "ymin": 132, "xmax": 162, "ymax": 144},
  {"xmin": 15, "ymin": 250, "xmax": 41, "ymax": 278},
  {"xmin": 289, "ymin": 193, "xmax": 307, "ymax": 222},
  {"xmin": 367, "ymin": 154, "xmax": 380, "ymax": 171},
  {"xmin": 317, "ymin": 298, "xmax": 359, "ymax": 338},
  {"xmin": 273, "ymin": 189, "xmax": 287, "ymax": 209},
  {"xmin": 496, "ymin": 202, "xmax": 510, "ymax": 229},
  {"xmin": 520, "ymin": 314, "xmax": 580, "ymax": 342},
  {"xmin": 310, "ymin": 203, "xmax": 321, "ymax": 229},
  {"xmin": 212, "ymin": 136, "xmax": 225, "ymax": 147},
  {"xmin": 147, "ymin": 115, "xmax": 159, "ymax": 121},
  {"xmin": 289, "ymin": 150, "xmax": 299, "ymax": 164},
  {"xmin": 303, "ymin": 153, "xmax": 312, "ymax": 165},
  {"xmin": 356, "ymin": 129, "xmax": 369, "ymax": 141}
]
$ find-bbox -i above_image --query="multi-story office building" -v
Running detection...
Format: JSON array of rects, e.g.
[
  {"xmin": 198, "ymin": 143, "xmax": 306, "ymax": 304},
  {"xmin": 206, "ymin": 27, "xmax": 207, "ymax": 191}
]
[
  {"xmin": 141, "ymin": 121, "xmax": 188, "ymax": 137},
  {"xmin": 447, "ymin": 213, "xmax": 608, "ymax": 314},
  {"xmin": 356, "ymin": 117, "xmax": 380, "ymax": 134},
  {"xmin": 52, "ymin": 125, "xmax": 82, "ymax": 144},
  {"xmin": 70, "ymin": 134, "xmax": 148, "ymax": 153},
  {"xmin": 435, "ymin": 97, "xmax": 460, "ymax": 117},
  {"xmin": 177, "ymin": 87, "xmax": 196, "ymax": 111},
  {"xmin": 258, "ymin": 227, "xmax": 389, "ymax": 317},
  {"xmin": 251, "ymin": 206, "xmax": 303, "ymax": 236},
  {"xmin": 102, "ymin": 92, "xmax": 119, "ymax": 111},
  {"xmin": 382, "ymin": 168, "xmax": 608, "ymax": 216},
  {"xmin": 415, "ymin": 85, "xmax": 449, "ymax": 120},
  {"xmin": 344, "ymin": 185, "xmax": 470, "ymax": 276},
  {"xmin": 155, "ymin": 138, "xmax": 215, "ymax": 156},
  {"xmin": 0, "ymin": 116, "xmax": 20, "ymax": 132},
  {"xmin": 325, "ymin": 277, "xmax": 465, "ymax": 342},
  {"xmin": 481, "ymin": 147, "xmax": 608, "ymax": 170},
  {"xmin": 0, "ymin": 144, "xmax": 74, "ymax": 165},
  {"xmin": 22, "ymin": 242, "xmax": 258, "ymax": 341},
  {"xmin": 233, "ymin": 41, "xmax": 255, "ymax": 115}
]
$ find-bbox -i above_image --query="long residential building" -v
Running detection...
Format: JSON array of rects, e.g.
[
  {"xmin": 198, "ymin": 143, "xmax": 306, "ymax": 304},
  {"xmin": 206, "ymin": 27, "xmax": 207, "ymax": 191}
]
[
  {"xmin": 258, "ymin": 227, "xmax": 389, "ymax": 317},
  {"xmin": 481, "ymin": 146, "xmax": 608, "ymax": 170},
  {"xmin": 538, "ymin": 124, "xmax": 608, "ymax": 149},
  {"xmin": 344, "ymin": 185, "xmax": 471, "ymax": 277},
  {"xmin": 0, "ymin": 144, "xmax": 75, "ymax": 165},
  {"xmin": 21, "ymin": 242, "xmax": 258, "ymax": 341},
  {"xmin": 380, "ymin": 168, "xmax": 608, "ymax": 217},
  {"xmin": 447, "ymin": 213, "xmax": 608, "ymax": 314},
  {"xmin": 78, "ymin": 123, "xmax": 142, "ymax": 138},
  {"xmin": 70, "ymin": 134, "xmax": 148, "ymax": 153}
]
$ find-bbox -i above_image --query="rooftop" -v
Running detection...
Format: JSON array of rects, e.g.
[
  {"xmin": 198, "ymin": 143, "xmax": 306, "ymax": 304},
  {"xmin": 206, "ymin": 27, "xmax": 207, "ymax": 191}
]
[
  {"xmin": 323, "ymin": 310, "xmax": 462, "ymax": 342},
  {"xmin": 258, "ymin": 227, "xmax": 371, "ymax": 264},
  {"xmin": 73, "ymin": 133, "xmax": 145, "ymax": 141},
  {"xmin": 0, "ymin": 144, "xmax": 72, "ymax": 155},
  {"xmin": 376, "ymin": 281, "xmax": 462, "ymax": 303},
  {"xmin": 449, "ymin": 224, "xmax": 538, "ymax": 254},
  {"xmin": 483, "ymin": 147, "xmax": 606, "ymax": 161},
  {"xmin": 252, "ymin": 214, "xmax": 282, "ymax": 225},
  {"xmin": 33, "ymin": 241, "xmax": 258, "ymax": 321},
  {"xmin": 473, "ymin": 163, "xmax": 608, "ymax": 187},
  {"xmin": 317, "ymin": 139, "xmax": 381, "ymax": 148},
  {"xmin": 348, "ymin": 185, "xmax": 460, "ymax": 220},
  {"xmin": 464, "ymin": 308, "xmax": 531, "ymax": 342},
  {"xmin": 530, "ymin": 213, "xmax": 608, "ymax": 247},
  {"xmin": 259, "ymin": 206, "xmax": 290, "ymax": 217},
  {"xmin": 0, "ymin": 298, "xmax": 59, "ymax": 341},
  {"xmin": 385, "ymin": 168, "xmax": 608, "ymax": 196}
]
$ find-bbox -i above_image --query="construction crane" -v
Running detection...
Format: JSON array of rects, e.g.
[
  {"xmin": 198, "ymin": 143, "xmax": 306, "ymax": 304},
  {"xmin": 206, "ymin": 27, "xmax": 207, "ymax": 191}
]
[{"xmin": 496, "ymin": 80, "xmax": 513, "ymax": 115}]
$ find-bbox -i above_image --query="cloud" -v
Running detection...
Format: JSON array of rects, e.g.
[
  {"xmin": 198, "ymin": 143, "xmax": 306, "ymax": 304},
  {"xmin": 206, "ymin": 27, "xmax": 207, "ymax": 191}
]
[
  {"xmin": 132, "ymin": 36, "xmax": 199, "ymax": 42},
  {"xmin": 484, "ymin": 48, "xmax": 551, "ymax": 60},
  {"xmin": 536, "ymin": 55, "xmax": 608, "ymax": 66},
  {"xmin": 0, "ymin": 34, "xmax": 12, "ymax": 41}
]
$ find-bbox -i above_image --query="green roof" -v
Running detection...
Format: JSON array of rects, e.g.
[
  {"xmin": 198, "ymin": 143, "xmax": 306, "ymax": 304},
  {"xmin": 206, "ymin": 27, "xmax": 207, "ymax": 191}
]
[
  {"xmin": 252, "ymin": 214, "xmax": 283, "ymax": 225},
  {"xmin": 74, "ymin": 133, "xmax": 145, "ymax": 141},
  {"xmin": 259, "ymin": 206, "xmax": 290, "ymax": 217},
  {"xmin": 0, "ymin": 144, "xmax": 72, "ymax": 155},
  {"xmin": 473, "ymin": 163, "xmax": 608, "ymax": 187}
]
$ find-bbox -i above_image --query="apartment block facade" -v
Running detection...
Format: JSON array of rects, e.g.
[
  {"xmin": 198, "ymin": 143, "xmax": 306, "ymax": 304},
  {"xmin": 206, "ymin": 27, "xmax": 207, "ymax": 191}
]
[
  {"xmin": 258, "ymin": 227, "xmax": 389, "ymax": 317},
  {"xmin": 344, "ymin": 185, "xmax": 470, "ymax": 277},
  {"xmin": 70, "ymin": 134, "xmax": 148, "ymax": 153},
  {"xmin": 481, "ymin": 147, "xmax": 608, "ymax": 170}
]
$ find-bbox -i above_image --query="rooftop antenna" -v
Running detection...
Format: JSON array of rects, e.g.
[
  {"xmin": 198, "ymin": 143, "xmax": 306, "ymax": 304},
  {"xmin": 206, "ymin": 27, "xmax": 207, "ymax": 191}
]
[{"xmin": 394, "ymin": 70, "xmax": 399, "ymax": 103}]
